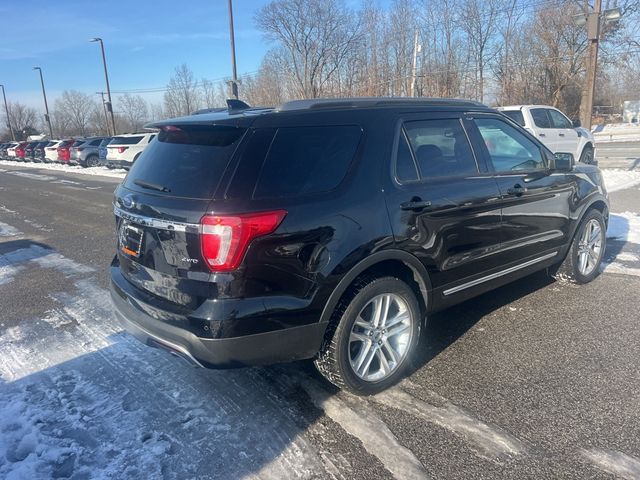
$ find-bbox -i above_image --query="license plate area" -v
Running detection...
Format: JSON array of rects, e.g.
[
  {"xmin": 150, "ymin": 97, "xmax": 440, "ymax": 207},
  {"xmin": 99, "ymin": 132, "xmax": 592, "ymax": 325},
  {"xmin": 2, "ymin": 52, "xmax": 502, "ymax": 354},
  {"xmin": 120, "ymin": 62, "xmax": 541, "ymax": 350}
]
[{"xmin": 119, "ymin": 222, "xmax": 143, "ymax": 258}]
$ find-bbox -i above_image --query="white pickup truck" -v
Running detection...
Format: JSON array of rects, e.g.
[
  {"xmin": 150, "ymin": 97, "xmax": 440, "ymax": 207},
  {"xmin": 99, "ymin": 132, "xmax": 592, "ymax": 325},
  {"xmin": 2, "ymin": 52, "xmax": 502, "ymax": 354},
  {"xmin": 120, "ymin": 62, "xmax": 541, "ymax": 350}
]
[{"xmin": 497, "ymin": 105, "xmax": 596, "ymax": 165}]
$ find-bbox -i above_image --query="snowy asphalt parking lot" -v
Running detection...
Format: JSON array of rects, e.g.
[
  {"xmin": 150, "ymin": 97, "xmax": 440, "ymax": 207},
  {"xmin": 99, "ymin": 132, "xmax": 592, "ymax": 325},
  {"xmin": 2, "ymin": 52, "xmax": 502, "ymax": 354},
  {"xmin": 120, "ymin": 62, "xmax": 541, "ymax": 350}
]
[{"xmin": 1, "ymin": 159, "xmax": 640, "ymax": 479}]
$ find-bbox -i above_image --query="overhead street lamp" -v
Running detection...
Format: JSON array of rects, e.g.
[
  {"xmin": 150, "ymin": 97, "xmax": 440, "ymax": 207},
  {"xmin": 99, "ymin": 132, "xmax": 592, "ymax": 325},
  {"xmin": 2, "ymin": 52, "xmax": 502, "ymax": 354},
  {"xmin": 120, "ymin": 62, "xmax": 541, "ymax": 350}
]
[
  {"xmin": 90, "ymin": 37, "xmax": 117, "ymax": 135},
  {"xmin": 32, "ymin": 67, "xmax": 54, "ymax": 138},
  {"xmin": 0, "ymin": 84, "xmax": 16, "ymax": 141}
]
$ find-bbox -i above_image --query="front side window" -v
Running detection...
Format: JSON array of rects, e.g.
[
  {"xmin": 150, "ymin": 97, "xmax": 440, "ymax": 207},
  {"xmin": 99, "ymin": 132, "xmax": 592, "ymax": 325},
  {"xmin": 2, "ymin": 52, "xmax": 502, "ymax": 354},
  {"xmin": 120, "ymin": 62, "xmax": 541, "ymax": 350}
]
[
  {"xmin": 548, "ymin": 109, "xmax": 572, "ymax": 129},
  {"xmin": 530, "ymin": 108, "xmax": 551, "ymax": 129},
  {"xmin": 396, "ymin": 118, "xmax": 478, "ymax": 180},
  {"xmin": 475, "ymin": 117, "xmax": 546, "ymax": 172}
]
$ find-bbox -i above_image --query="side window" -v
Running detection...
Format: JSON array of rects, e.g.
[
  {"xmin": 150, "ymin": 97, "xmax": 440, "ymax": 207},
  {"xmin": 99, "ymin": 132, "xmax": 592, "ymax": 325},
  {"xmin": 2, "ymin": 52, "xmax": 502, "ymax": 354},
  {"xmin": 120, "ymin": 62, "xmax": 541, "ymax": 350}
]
[
  {"xmin": 402, "ymin": 118, "xmax": 478, "ymax": 179},
  {"xmin": 530, "ymin": 108, "xmax": 551, "ymax": 129},
  {"xmin": 475, "ymin": 118, "xmax": 546, "ymax": 172},
  {"xmin": 502, "ymin": 110, "xmax": 525, "ymax": 127},
  {"xmin": 548, "ymin": 109, "xmax": 572, "ymax": 129},
  {"xmin": 253, "ymin": 125, "xmax": 362, "ymax": 199},
  {"xmin": 395, "ymin": 130, "xmax": 419, "ymax": 182}
]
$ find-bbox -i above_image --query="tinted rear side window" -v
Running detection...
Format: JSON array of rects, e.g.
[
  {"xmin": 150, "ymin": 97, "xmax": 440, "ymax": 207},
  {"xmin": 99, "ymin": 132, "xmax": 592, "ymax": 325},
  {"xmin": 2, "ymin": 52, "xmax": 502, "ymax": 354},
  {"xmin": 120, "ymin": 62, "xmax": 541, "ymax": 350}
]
[
  {"xmin": 253, "ymin": 126, "xmax": 362, "ymax": 199},
  {"xmin": 530, "ymin": 108, "xmax": 551, "ymax": 128},
  {"xmin": 124, "ymin": 125, "xmax": 246, "ymax": 199},
  {"xmin": 112, "ymin": 136, "xmax": 143, "ymax": 145},
  {"xmin": 72, "ymin": 140, "xmax": 85, "ymax": 147},
  {"xmin": 502, "ymin": 110, "xmax": 525, "ymax": 126}
]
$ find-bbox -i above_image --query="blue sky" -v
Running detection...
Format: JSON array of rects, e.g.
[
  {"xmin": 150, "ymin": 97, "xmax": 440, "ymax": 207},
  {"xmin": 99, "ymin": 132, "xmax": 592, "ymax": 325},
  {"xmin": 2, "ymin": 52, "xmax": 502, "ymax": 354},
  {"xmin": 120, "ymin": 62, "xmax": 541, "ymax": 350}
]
[{"xmin": 0, "ymin": 0, "xmax": 274, "ymax": 109}]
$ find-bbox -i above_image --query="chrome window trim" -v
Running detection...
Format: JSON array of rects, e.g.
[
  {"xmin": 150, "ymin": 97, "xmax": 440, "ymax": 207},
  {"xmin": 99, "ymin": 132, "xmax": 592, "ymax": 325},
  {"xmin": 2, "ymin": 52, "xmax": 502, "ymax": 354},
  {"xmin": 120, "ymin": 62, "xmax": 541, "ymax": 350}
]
[
  {"xmin": 443, "ymin": 251, "xmax": 558, "ymax": 296},
  {"xmin": 113, "ymin": 205, "xmax": 200, "ymax": 233}
]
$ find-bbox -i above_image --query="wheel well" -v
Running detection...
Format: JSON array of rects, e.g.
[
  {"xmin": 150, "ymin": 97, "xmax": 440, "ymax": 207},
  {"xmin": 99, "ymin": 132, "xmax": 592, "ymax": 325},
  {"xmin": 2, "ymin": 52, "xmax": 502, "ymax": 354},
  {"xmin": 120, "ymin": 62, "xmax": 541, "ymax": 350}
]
[
  {"xmin": 351, "ymin": 259, "xmax": 429, "ymax": 321},
  {"xmin": 587, "ymin": 200, "xmax": 609, "ymax": 224}
]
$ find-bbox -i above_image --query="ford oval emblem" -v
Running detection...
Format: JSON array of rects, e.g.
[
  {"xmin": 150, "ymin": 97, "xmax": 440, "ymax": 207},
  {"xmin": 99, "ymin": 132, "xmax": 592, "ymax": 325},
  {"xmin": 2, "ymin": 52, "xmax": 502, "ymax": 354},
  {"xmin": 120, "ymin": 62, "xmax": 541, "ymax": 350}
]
[{"xmin": 122, "ymin": 194, "xmax": 135, "ymax": 209}]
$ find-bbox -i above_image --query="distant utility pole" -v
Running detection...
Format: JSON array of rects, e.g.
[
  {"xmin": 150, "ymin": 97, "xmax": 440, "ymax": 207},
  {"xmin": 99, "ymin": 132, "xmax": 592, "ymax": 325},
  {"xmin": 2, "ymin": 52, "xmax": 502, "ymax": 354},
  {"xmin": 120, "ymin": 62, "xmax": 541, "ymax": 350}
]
[
  {"xmin": 410, "ymin": 31, "xmax": 421, "ymax": 97},
  {"xmin": 0, "ymin": 84, "xmax": 15, "ymax": 141},
  {"xmin": 577, "ymin": 1, "xmax": 621, "ymax": 129},
  {"xmin": 227, "ymin": 0, "xmax": 239, "ymax": 99}
]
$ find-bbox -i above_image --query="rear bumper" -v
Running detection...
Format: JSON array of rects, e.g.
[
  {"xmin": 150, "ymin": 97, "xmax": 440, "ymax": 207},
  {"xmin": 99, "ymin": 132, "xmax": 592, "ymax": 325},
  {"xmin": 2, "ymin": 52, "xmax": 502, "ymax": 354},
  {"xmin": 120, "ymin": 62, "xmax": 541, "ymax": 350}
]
[
  {"xmin": 110, "ymin": 274, "xmax": 328, "ymax": 369},
  {"xmin": 107, "ymin": 159, "xmax": 132, "ymax": 169}
]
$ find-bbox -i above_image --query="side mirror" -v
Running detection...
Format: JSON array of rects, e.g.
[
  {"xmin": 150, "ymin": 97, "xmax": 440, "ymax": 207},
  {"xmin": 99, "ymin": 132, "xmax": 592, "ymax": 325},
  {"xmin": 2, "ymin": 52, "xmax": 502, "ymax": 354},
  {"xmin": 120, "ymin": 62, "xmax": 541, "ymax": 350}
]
[
  {"xmin": 554, "ymin": 152, "xmax": 575, "ymax": 171},
  {"xmin": 572, "ymin": 118, "xmax": 581, "ymax": 128}
]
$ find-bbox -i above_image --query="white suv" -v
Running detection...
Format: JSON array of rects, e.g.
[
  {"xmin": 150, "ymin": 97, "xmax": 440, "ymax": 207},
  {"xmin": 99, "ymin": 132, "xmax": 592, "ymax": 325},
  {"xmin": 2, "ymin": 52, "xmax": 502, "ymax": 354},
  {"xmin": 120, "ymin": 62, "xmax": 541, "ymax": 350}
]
[
  {"xmin": 106, "ymin": 132, "xmax": 157, "ymax": 169},
  {"xmin": 497, "ymin": 105, "xmax": 596, "ymax": 164}
]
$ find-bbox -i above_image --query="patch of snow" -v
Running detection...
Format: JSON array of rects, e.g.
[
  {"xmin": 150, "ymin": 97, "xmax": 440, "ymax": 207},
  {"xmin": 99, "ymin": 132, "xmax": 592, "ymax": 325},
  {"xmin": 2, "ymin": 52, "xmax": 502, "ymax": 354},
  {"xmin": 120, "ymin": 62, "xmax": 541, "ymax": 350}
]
[
  {"xmin": 0, "ymin": 265, "xmax": 25, "ymax": 286},
  {"xmin": 373, "ymin": 387, "xmax": 526, "ymax": 461},
  {"xmin": 602, "ymin": 262, "xmax": 640, "ymax": 277},
  {"xmin": 607, "ymin": 212, "xmax": 640, "ymax": 244},
  {"xmin": 581, "ymin": 449, "xmax": 640, "ymax": 480},
  {"xmin": 601, "ymin": 170, "xmax": 640, "ymax": 193},
  {"xmin": 613, "ymin": 252, "xmax": 639, "ymax": 262},
  {"xmin": 7, "ymin": 171, "xmax": 57, "ymax": 182},
  {"xmin": 0, "ymin": 160, "xmax": 126, "ymax": 179},
  {"xmin": 298, "ymin": 377, "xmax": 430, "ymax": 480},
  {"xmin": 0, "ymin": 244, "xmax": 94, "ymax": 277},
  {"xmin": 0, "ymin": 222, "xmax": 21, "ymax": 237}
]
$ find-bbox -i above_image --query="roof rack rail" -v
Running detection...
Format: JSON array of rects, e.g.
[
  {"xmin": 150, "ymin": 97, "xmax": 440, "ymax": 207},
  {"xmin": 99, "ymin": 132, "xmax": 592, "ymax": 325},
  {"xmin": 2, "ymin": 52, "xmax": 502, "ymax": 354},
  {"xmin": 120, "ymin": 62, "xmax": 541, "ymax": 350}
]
[{"xmin": 276, "ymin": 97, "xmax": 486, "ymax": 112}]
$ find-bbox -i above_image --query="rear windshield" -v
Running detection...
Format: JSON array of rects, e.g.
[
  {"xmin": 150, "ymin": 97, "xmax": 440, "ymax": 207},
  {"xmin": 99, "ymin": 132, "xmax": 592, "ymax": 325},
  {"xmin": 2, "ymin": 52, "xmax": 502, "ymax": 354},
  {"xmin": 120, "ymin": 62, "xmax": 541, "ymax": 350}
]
[
  {"xmin": 72, "ymin": 140, "xmax": 86, "ymax": 147},
  {"xmin": 124, "ymin": 125, "xmax": 246, "ymax": 199},
  {"xmin": 502, "ymin": 110, "xmax": 525, "ymax": 127},
  {"xmin": 111, "ymin": 135, "xmax": 143, "ymax": 145}
]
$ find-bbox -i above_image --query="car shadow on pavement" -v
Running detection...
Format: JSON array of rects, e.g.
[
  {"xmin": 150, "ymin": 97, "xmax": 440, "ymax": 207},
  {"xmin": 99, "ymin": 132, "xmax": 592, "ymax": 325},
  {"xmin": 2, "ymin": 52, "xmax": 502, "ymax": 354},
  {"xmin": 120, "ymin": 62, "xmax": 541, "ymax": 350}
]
[{"xmin": 410, "ymin": 271, "xmax": 554, "ymax": 370}]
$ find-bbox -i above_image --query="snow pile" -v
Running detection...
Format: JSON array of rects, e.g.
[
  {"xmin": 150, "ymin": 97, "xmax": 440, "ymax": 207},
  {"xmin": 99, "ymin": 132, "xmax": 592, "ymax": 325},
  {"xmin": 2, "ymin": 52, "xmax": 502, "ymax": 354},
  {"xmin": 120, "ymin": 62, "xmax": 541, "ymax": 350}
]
[
  {"xmin": 607, "ymin": 212, "xmax": 640, "ymax": 244},
  {"xmin": 0, "ymin": 222, "xmax": 22, "ymax": 237},
  {"xmin": 601, "ymin": 170, "xmax": 640, "ymax": 193},
  {"xmin": 0, "ymin": 160, "xmax": 126, "ymax": 179}
]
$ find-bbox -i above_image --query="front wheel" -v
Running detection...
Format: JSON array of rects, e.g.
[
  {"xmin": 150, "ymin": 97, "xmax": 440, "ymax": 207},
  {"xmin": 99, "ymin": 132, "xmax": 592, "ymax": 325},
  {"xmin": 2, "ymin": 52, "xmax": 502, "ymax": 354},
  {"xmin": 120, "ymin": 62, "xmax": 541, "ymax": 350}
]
[
  {"xmin": 552, "ymin": 209, "xmax": 606, "ymax": 284},
  {"xmin": 579, "ymin": 145, "xmax": 595, "ymax": 165},
  {"xmin": 314, "ymin": 276, "xmax": 421, "ymax": 395}
]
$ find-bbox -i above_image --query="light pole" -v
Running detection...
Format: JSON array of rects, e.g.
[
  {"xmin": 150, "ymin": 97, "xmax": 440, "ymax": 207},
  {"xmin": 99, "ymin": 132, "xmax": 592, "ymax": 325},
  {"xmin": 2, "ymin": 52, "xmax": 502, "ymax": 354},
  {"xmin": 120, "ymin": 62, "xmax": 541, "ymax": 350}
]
[
  {"xmin": 96, "ymin": 92, "xmax": 109, "ymax": 134},
  {"xmin": 32, "ymin": 67, "xmax": 54, "ymax": 138},
  {"xmin": 90, "ymin": 38, "xmax": 117, "ymax": 135},
  {"xmin": 227, "ymin": 0, "xmax": 239, "ymax": 99},
  {"xmin": 0, "ymin": 84, "xmax": 15, "ymax": 141}
]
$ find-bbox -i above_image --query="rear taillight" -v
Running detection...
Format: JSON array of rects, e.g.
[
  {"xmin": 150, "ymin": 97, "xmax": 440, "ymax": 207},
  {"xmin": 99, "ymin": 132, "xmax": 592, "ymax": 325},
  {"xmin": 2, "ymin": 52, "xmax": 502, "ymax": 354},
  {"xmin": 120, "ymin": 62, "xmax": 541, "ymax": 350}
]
[
  {"xmin": 200, "ymin": 210, "xmax": 286, "ymax": 272},
  {"xmin": 118, "ymin": 147, "xmax": 127, "ymax": 154}
]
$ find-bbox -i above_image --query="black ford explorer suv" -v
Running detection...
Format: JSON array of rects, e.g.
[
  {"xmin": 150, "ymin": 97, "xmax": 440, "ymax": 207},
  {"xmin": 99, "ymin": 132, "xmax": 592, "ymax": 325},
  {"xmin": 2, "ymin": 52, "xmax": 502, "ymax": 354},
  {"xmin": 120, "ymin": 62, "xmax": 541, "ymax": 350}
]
[{"xmin": 110, "ymin": 98, "xmax": 609, "ymax": 395}]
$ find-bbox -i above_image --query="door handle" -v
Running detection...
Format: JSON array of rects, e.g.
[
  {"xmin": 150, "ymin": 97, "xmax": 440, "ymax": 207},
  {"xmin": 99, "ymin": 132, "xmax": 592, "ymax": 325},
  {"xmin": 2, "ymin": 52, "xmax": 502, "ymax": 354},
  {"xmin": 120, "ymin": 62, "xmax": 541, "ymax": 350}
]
[
  {"xmin": 506, "ymin": 184, "xmax": 526, "ymax": 196},
  {"xmin": 539, "ymin": 133, "xmax": 546, "ymax": 137},
  {"xmin": 559, "ymin": 133, "xmax": 565, "ymax": 137},
  {"xmin": 401, "ymin": 198, "xmax": 432, "ymax": 211}
]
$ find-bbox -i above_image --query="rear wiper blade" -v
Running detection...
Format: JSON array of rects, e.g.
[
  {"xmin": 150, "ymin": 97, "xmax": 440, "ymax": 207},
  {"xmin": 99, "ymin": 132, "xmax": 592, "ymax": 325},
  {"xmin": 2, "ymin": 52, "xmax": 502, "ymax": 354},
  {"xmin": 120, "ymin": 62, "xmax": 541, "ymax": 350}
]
[{"xmin": 134, "ymin": 179, "xmax": 171, "ymax": 193}]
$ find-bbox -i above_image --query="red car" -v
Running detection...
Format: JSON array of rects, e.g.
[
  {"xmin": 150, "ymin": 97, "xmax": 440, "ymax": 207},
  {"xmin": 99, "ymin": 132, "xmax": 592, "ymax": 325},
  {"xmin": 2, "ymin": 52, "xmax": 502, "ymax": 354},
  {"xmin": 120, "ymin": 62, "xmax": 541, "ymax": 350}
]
[
  {"xmin": 56, "ymin": 139, "xmax": 75, "ymax": 163},
  {"xmin": 14, "ymin": 142, "xmax": 28, "ymax": 160}
]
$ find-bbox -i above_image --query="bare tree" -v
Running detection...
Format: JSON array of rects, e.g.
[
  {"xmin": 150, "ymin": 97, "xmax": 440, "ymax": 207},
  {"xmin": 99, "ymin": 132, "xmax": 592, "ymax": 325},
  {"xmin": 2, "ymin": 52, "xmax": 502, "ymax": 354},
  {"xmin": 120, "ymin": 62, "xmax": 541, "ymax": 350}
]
[
  {"xmin": 256, "ymin": 0, "xmax": 362, "ymax": 98},
  {"xmin": 4, "ymin": 102, "xmax": 38, "ymax": 140},
  {"xmin": 164, "ymin": 64, "xmax": 201, "ymax": 116},
  {"xmin": 54, "ymin": 90, "xmax": 97, "ymax": 136},
  {"xmin": 118, "ymin": 93, "xmax": 149, "ymax": 131}
]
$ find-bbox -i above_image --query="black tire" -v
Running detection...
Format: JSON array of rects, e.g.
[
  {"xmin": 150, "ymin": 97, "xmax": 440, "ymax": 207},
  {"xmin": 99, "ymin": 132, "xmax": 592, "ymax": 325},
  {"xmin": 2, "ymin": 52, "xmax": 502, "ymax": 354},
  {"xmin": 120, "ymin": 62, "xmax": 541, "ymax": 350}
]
[
  {"xmin": 85, "ymin": 154, "xmax": 99, "ymax": 168},
  {"xmin": 552, "ymin": 209, "xmax": 606, "ymax": 284},
  {"xmin": 314, "ymin": 276, "xmax": 421, "ymax": 395},
  {"xmin": 579, "ymin": 145, "xmax": 594, "ymax": 165}
]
